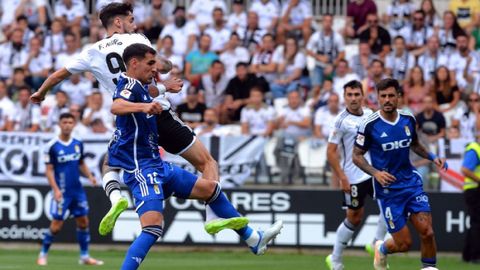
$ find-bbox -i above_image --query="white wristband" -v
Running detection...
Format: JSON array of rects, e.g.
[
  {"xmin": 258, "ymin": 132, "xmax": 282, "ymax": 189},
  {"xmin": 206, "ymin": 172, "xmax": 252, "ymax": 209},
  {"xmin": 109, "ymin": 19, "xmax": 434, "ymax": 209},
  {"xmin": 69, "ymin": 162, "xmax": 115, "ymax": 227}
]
[{"xmin": 157, "ymin": 83, "xmax": 166, "ymax": 95}]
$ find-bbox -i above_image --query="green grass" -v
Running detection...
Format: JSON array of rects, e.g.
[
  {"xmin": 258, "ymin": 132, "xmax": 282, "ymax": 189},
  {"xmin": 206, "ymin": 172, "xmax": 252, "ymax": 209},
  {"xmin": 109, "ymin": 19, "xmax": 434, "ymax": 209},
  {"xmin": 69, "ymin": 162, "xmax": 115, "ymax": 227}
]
[{"xmin": 0, "ymin": 248, "xmax": 477, "ymax": 270}]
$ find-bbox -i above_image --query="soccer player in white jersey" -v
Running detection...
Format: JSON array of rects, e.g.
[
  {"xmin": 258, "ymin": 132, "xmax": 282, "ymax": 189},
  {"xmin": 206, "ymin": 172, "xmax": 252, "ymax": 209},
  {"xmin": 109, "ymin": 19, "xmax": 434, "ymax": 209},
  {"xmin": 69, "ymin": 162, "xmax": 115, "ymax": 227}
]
[
  {"xmin": 325, "ymin": 80, "xmax": 387, "ymax": 270},
  {"xmin": 30, "ymin": 3, "xmax": 246, "ymax": 236}
]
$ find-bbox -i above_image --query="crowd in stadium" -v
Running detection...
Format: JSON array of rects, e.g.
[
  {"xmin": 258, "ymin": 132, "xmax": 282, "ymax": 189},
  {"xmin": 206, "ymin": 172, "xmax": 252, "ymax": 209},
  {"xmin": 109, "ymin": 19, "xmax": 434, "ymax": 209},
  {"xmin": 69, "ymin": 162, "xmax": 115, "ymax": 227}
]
[{"xmin": 0, "ymin": 0, "xmax": 478, "ymax": 185}]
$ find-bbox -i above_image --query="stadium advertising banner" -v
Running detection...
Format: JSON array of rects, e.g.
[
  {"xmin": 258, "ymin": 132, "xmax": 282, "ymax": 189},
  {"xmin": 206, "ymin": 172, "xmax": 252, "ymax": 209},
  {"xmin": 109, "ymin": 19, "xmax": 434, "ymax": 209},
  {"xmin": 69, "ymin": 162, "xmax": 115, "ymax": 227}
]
[
  {"xmin": 0, "ymin": 186, "xmax": 469, "ymax": 252},
  {"xmin": 0, "ymin": 132, "xmax": 265, "ymax": 187}
]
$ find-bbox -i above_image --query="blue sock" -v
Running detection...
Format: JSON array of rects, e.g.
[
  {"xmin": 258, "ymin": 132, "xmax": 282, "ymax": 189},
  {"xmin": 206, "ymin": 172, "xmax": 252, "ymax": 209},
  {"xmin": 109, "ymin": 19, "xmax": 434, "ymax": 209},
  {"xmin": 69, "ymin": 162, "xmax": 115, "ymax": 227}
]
[
  {"xmin": 421, "ymin": 257, "xmax": 436, "ymax": 268},
  {"xmin": 206, "ymin": 184, "xmax": 252, "ymax": 238},
  {"xmin": 121, "ymin": 225, "xmax": 163, "ymax": 270},
  {"xmin": 40, "ymin": 229, "xmax": 55, "ymax": 256},
  {"xmin": 76, "ymin": 227, "xmax": 90, "ymax": 258},
  {"xmin": 380, "ymin": 242, "xmax": 389, "ymax": 255}
]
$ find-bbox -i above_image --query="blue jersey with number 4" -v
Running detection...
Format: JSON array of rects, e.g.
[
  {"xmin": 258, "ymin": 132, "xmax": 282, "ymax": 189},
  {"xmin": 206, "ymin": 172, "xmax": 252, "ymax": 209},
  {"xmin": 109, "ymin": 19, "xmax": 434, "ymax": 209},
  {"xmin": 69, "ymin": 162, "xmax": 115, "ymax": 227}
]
[
  {"xmin": 355, "ymin": 110, "xmax": 422, "ymax": 197},
  {"xmin": 108, "ymin": 74, "xmax": 163, "ymax": 172}
]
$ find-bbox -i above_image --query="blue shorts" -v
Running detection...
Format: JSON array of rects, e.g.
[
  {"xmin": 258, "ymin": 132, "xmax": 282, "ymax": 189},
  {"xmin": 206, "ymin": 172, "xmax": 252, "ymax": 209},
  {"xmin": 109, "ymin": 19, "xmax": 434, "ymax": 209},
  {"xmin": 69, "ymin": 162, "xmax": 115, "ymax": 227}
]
[
  {"xmin": 124, "ymin": 163, "xmax": 198, "ymax": 217},
  {"xmin": 378, "ymin": 187, "xmax": 431, "ymax": 233},
  {"xmin": 50, "ymin": 194, "xmax": 89, "ymax": 220}
]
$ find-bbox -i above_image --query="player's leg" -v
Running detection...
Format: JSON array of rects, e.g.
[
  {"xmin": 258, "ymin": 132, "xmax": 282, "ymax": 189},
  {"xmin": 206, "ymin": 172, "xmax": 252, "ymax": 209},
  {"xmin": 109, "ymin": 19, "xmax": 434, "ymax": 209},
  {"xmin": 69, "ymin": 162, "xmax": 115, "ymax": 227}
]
[
  {"xmin": 366, "ymin": 208, "xmax": 388, "ymax": 257},
  {"xmin": 163, "ymin": 163, "xmax": 283, "ymax": 255},
  {"xmin": 98, "ymin": 155, "xmax": 128, "ymax": 236},
  {"xmin": 410, "ymin": 212, "xmax": 437, "ymax": 269},
  {"xmin": 38, "ymin": 197, "xmax": 69, "ymax": 265}
]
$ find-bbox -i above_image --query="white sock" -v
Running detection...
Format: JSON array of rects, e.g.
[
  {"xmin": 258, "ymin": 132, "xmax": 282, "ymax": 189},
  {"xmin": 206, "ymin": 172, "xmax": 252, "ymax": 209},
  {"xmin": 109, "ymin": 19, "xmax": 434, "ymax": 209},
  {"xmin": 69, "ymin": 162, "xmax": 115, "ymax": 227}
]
[
  {"xmin": 245, "ymin": 230, "xmax": 260, "ymax": 247},
  {"xmin": 205, "ymin": 205, "xmax": 219, "ymax": 222},
  {"xmin": 102, "ymin": 171, "xmax": 123, "ymax": 205},
  {"xmin": 332, "ymin": 220, "xmax": 355, "ymax": 262},
  {"xmin": 374, "ymin": 211, "xmax": 388, "ymax": 243}
]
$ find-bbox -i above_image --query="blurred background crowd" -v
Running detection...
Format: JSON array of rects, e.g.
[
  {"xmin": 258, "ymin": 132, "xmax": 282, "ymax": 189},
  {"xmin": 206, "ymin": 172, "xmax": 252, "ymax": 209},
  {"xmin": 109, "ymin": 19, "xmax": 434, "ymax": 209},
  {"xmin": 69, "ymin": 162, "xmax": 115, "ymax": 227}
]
[{"xmin": 0, "ymin": 0, "xmax": 479, "ymax": 189}]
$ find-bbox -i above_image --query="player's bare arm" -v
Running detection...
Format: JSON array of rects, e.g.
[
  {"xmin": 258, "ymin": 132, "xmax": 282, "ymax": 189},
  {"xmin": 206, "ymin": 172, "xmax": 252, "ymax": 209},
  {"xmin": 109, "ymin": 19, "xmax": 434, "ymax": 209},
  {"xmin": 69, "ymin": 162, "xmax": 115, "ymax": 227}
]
[
  {"xmin": 353, "ymin": 146, "xmax": 396, "ymax": 186},
  {"xmin": 45, "ymin": 164, "xmax": 62, "ymax": 202},
  {"xmin": 327, "ymin": 142, "xmax": 350, "ymax": 193},
  {"xmin": 111, "ymin": 98, "xmax": 162, "ymax": 116},
  {"xmin": 30, "ymin": 68, "xmax": 72, "ymax": 103},
  {"xmin": 410, "ymin": 133, "xmax": 447, "ymax": 170},
  {"xmin": 79, "ymin": 160, "xmax": 97, "ymax": 185}
]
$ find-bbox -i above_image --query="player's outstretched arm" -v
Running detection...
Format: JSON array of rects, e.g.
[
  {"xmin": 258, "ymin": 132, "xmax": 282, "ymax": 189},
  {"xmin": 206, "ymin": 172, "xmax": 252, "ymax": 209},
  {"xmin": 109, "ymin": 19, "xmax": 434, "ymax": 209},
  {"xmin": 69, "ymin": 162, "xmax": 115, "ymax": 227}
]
[
  {"xmin": 30, "ymin": 68, "xmax": 72, "ymax": 103},
  {"xmin": 352, "ymin": 146, "xmax": 396, "ymax": 186},
  {"xmin": 327, "ymin": 143, "xmax": 350, "ymax": 193},
  {"xmin": 111, "ymin": 98, "xmax": 162, "ymax": 116}
]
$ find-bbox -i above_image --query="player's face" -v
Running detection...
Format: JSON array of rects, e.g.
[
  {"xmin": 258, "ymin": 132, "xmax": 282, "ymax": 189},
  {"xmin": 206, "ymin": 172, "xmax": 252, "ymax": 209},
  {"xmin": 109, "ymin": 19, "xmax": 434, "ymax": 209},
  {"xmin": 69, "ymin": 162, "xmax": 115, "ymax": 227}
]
[
  {"xmin": 344, "ymin": 87, "xmax": 363, "ymax": 111},
  {"xmin": 378, "ymin": 87, "xmax": 398, "ymax": 113},
  {"xmin": 59, "ymin": 117, "xmax": 75, "ymax": 136},
  {"xmin": 135, "ymin": 53, "xmax": 157, "ymax": 84},
  {"xmin": 120, "ymin": 13, "xmax": 137, "ymax": 33}
]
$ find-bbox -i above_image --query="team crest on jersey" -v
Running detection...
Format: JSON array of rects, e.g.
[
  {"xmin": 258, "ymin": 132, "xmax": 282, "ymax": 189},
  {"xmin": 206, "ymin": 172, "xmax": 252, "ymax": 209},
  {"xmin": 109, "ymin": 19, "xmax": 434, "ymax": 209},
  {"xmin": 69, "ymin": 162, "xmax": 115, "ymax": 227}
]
[
  {"xmin": 120, "ymin": 89, "xmax": 132, "ymax": 99},
  {"xmin": 404, "ymin": 126, "xmax": 411, "ymax": 136},
  {"xmin": 75, "ymin": 145, "xmax": 80, "ymax": 153},
  {"xmin": 153, "ymin": 184, "xmax": 161, "ymax": 194},
  {"xmin": 356, "ymin": 134, "xmax": 365, "ymax": 146},
  {"xmin": 351, "ymin": 199, "xmax": 359, "ymax": 207}
]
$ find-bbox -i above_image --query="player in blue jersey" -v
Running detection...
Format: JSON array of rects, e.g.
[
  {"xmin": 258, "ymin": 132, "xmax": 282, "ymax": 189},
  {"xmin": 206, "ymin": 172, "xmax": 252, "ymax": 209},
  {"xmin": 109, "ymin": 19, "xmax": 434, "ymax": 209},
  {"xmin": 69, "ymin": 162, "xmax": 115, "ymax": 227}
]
[
  {"xmin": 352, "ymin": 78, "xmax": 447, "ymax": 270},
  {"xmin": 37, "ymin": 113, "xmax": 103, "ymax": 266},
  {"xmin": 109, "ymin": 44, "xmax": 283, "ymax": 270}
]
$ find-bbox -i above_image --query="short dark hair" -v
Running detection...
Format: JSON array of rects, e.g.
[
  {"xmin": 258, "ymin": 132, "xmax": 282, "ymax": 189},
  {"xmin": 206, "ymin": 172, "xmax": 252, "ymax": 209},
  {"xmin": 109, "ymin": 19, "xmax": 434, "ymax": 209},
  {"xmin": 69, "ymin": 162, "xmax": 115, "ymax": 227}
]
[
  {"xmin": 235, "ymin": 62, "xmax": 248, "ymax": 69},
  {"xmin": 371, "ymin": 59, "xmax": 384, "ymax": 68},
  {"xmin": 18, "ymin": 86, "xmax": 31, "ymax": 93},
  {"xmin": 99, "ymin": 2, "xmax": 133, "ymax": 28},
  {"xmin": 393, "ymin": 35, "xmax": 405, "ymax": 42},
  {"xmin": 59, "ymin": 113, "xmax": 75, "ymax": 121},
  {"xmin": 211, "ymin": 60, "xmax": 224, "ymax": 67},
  {"xmin": 343, "ymin": 80, "xmax": 363, "ymax": 93},
  {"xmin": 16, "ymin": 14, "xmax": 28, "ymax": 22},
  {"xmin": 376, "ymin": 78, "xmax": 401, "ymax": 93},
  {"xmin": 122, "ymin": 43, "xmax": 157, "ymax": 66}
]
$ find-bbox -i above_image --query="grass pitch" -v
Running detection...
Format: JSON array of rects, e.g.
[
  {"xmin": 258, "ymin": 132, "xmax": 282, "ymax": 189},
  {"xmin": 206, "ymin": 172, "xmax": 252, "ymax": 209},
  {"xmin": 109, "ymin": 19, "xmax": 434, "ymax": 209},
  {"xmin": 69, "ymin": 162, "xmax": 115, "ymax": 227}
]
[{"xmin": 0, "ymin": 248, "xmax": 477, "ymax": 270}]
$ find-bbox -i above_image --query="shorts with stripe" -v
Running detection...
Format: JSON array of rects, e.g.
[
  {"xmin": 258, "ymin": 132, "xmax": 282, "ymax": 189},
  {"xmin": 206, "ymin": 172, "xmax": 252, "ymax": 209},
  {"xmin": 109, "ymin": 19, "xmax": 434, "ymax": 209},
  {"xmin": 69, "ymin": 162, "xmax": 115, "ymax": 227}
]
[
  {"xmin": 124, "ymin": 163, "xmax": 198, "ymax": 217},
  {"xmin": 156, "ymin": 109, "xmax": 196, "ymax": 155},
  {"xmin": 342, "ymin": 178, "xmax": 375, "ymax": 210},
  {"xmin": 50, "ymin": 194, "xmax": 89, "ymax": 220}
]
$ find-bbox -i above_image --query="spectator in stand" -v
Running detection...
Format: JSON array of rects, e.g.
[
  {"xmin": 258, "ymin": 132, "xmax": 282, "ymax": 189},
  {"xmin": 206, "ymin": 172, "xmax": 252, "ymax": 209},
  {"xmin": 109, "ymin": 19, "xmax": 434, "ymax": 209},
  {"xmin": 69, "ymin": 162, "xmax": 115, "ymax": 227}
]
[
  {"xmin": 421, "ymin": 0, "xmax": 442, "ymax": 29},
  {"xmin": 16, "ymin": 15, "xmax": 35, "ymax": 47},
  {"xmin": 187, "ymin": 0, "xmax": 227, "ymax": 32},
  {"xmin": 54, "ymin": 32, "xmax": 80, "ymax": 70},
  {"xmin": 417, "ymin": 36, "xmax": 449, "ymax": 82},
  {"xmin": 185, "ymin": 34, "xmax": 218, "ymax": 87},
  {"xmin": 332, "ymin": 59, "xmax": 360, "ymax": 104},
  {"xmin": 24, "ymin": 36, "xmax": 51, "ymax": 89},
  {"xmin": 431, "ymin": 65, "xmax": 461, "ymax": 123},
  {"xmin": 449, "ymin": 33, "xmax": 479, "ymax": 90},
  {"xmin": 198, "ymin": 60, "xmax": 229, "ymax": 110},
  {"xmin": 409, "ymin": 130, "xmax": 432, "ymax": 189},
  {"xmin": 45, "ymin": 90, "xmax": 70, "ymax": 132},
  {"xmin": 241, "ymin": 87, "xmax": 275, "ymax": 136},
  {"xmin": 276, "ymin": 0, "xmax": 313, "ymax": 44},
  {"xmin": 68, "ymin": 103, "xmax": 88, "ymax": 137},
  {"xmin": 158, "ymin": 35, "xmax": 184, "ymax": 71},
  {"xmin": 306, "ymin": 14, "xmax": 345, "ymax": 94},
  {"xmin": 343, "ymin": 0, "xmax": 377, "ymax": 38},
  {"xmin": 250, "ymin": 33, "xmax": 276, "ymax": 84},
  {"xmin": 470, "ymin": 14, "xmax": 480, "ymax": 51},
  {"xmin": 362, "ymin": 59, "xmax": 387, "ymax": 110},
  {"xmin": 59, "ymin": 74, "xmax": 93, "ymax": 106},
  {"xmin": 164, "ymin": 65, "xmax": 189, "ymax": 109},
  {"xmin": 43, "ymin": 19, "xmax": 67, "ymax": 57},
  {"xmin": 438, "ymin": 11, "xmax": 466, "ymax": 56},
  {"xmin": 452, "ymin": 92, "xmax": 480, "ymax": 141},
  {"xmin": 7, "ymin": 67, "xmax": 31, "ymax": 100},
  {"xmin": 0, "ymin": 81, "xmax": 14, "ymax": 131},
  {"xmin": 416, "ymin": 95, "xmax": 447, "ymax": 142},
  {"xmin": 449, "ymin": 0, "xmax": 480, "ymax": 29},
  {"xmin": 176, "ymin": 86, "xmax": 207, "ymax": 129},
  {"xmin": 270, "ymin": 37, "xmax": 306, "ymax": 99},
  {"xmin": 12, "ymin": 86, "xmax": 40, "ymax": 132},
  {"xmin": 311, "ymin": 78, "xmax": 335, "ymax": 111},
  {"xmin": 350, "ymin": 41, "xmax": 377, "ymax": 80},
  {"xmin": 123, "ymin": 0, "xmax": 147, "ymax": 30},
  {"xmin": 358, "ymin": 13, "xmax": 391, "ymax": 59},
  {"xmin": 54, "ymin": 0, "xmax": 88, "ymax": 40},
  {"xmin": 277, "ymin": 90, "xmax": 311, "ymax": 140},
  {"xmin": 238, "ymin": 11, "xmax": 267, "ymax": 53},
  {"xmin": 222, "ymin": 62, "xmax": 267, "ymax": 123},
  {"xmin": 385, "ymin": 36, "xmax": 415, "ymax": 83},
  {"xmin": 0, "ymin": 28, "xmax": 28, "ymax": 81},
  {"xmin": 194, "ymin": 108, "xmax": 224, "ymax": 136},
  {"xmin": 249, "ymin": 0, "xmax": 279, "ymax": 33},
  {"xmin": 205, "ymin": 8, "xmax": 231, "ymax": 54},
  {"xmin": 399, "ymin": 10, "xmax": 434, "ymax": 56},
  {"xmin": 7, "ymin": 0, "xmax": 47, "ymax": 31},
  {"xmin": 159, "ymin": 6, "xmax": 198, "ymax": 58},
  {"xmin": 220, "ymin": 33, "xmax": 251, "ymax": 80},
  {"xmin": 82, "ymin": 91, "xmax": 113, "ymax": 132},
  {"xmin": 313, "ymin": 93, "xmax": 341, "ymax": 144},
  {"xmin": 227, "ymin": 0, "xmax": 247, "ymax": 32},
  {"xmin": 89, "ymin": 118, "xmax": 110, "ymax": 134},
  {"xmin": 143, "ymin": 0, "xmax": 174, "ymax": 41},
  {"xmin": 383, "ymin": 0, "xmax": 415, "ymax": 38},
  {"xmin": 403, "ymin": 66, "xmax": 431, "ymax": 114}
]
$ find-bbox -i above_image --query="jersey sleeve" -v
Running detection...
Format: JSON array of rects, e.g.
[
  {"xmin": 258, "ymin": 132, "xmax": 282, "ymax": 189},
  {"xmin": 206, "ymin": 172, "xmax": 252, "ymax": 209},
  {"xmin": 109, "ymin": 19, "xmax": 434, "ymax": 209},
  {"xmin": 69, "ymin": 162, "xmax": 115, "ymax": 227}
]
[
  {"xmin": 328, "ymin": 115, "xmax": 345, "ymax": 144},
  {"xmin": 113, "ymin": 80, "xmax": 138, "ymax": 102},
  {"xmin": 462, "ymin": 149, "xmax": 479, "ymax": 171},
  {"xmin": 355, "ymin": 119, "xmax": 371, "ymax": 151},
  {"xmin": 44, "ymin": 143, "xmax": 54, "ymax": 165},
  {"xmin": 65, "ymin": 46, "xmax": 91, "ymax": 74}
]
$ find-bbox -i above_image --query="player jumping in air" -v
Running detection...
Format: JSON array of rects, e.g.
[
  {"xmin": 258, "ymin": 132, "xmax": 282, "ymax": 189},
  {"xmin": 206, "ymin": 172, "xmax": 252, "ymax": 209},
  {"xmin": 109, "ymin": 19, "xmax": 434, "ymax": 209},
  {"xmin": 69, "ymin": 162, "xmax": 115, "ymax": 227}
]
[
  {"xmin": 325, "ymin": 80, "xmax": 387, "ymax": 270},
  {"xmin": 109, "ymin": 44, "xmax": 282, "ymax": 269},
  {"xmin": 38, "ymin": 113, "xmax": 103, "ymax": 266},
  {"xmin": 352, "ymin": 78, "xmax": 447, "ymax": 270},
  {"xmin": 30, "ymin": 3, "xmax": 244, "ymax": 236}
]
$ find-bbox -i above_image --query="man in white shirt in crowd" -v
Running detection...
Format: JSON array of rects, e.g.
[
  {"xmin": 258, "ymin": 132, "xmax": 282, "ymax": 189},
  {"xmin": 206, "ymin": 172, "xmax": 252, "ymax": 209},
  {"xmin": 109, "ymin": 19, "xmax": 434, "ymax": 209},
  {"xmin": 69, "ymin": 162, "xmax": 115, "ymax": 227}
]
[
  {"xmin": 13, "ymin": 86, "xmax": 40, "ymax": 132},
  {"xmin": 220, "ymin": 33, "xmax": 250, "ymax": 79},
  {"xmin": 417, "ymin": 36, "xmax": 448, "ymax": 81},
  {"xmin": 277, "ymin": 0, "xmax": 313, "ymax": 44},
  {"xmin": 277, "ymin": 90, "xmax": 311, "ymax": 140},
  {"xmin": 199, "ymin": 60, "xmax": 229, "ymax": 111},
  {"xmin": 250, "ymin": 0, "xmax": 279, "ymax": 32},
  {"xmin": 238, "ymin": 11, "xmax": 267, "ymax": 53},
  {"xmin": 449, "ymin": 33, "xmax": 479, "ymax": 90},
  {"xmin": 313, "ymin": 93, "xmax": 341, "ymax": 144},
  {"xmin": 227, "ymin": 0, "xmax": 247, "ymax": 32},
  {"xmin": 159, "ymin": 6, "xmax": 199, "ymax": 58},
  {"xmin": 194, "ymin": 108, "xmax": 225, "ymax": 136},
  {"xmin": 452, "ymin": 92, "xmax": 480, "ymax": 142},
  {"xmin": 333, "ymin": 59, "xmax": 360, "ymax": 104},
  {"xmin": 385, "ymin": 35, "xmax": 415, "ymax": 83},
  {"xmin": 204, "ymin": 7, "xmax": 231, "ymax": 54},
  {"xmin": 0, "ymin": 80, "xmax": 14, "ymax": 131},
  {"xmin": 399, "ymin": 10, "xmax": 433, "ymax": 56},
  {"xmin": 54, "ymin": 32, "xmax": 80, "ymax": 70},
  {"xmin": 25, "ymin": 36, "xmax": 52, "ymax": 89},
  {"xmin": 59, "ymin": 73, "xmax": 92, "ymax": 106},
  {"xmin": 82, "ymin": 91, "xmax": 113, "ymax": 132},
  {"xmin": 45, "ymin": 90, "xmax": 70, "ymax": 132},
  {"xmin": 0, "ymin": 28, "xmax": 28, "ymax": 81},
  {"xmin": 2, "ymin": 0, "xmax": 47, "ymax": 31},
  {"xmin": 54, "ymin": 0, "xmax": 88, "ymax": 38},
  {"xmin": 143, "ymin": 0, "xmax": 174, "ymax": 40},
  {"xmin": 241, "ymin": 86, "xmax": 275, "ymax": 136},
  {"xmin": 187, "ymin": 0, "xmax": 226, "ymax": 32}
]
